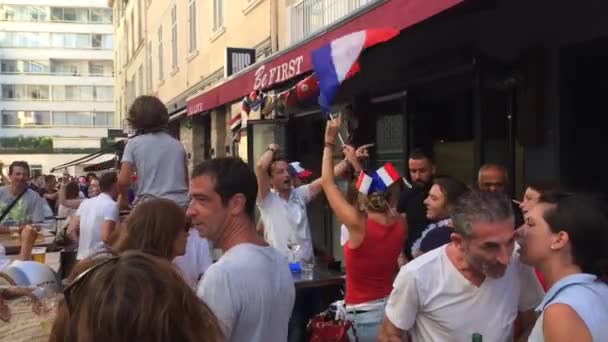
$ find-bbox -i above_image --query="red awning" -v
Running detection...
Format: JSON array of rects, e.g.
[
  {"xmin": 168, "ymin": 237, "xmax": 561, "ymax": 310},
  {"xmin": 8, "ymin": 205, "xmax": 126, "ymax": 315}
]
[{"xmin": 187, "ymin": 0, "xmax": 464, "ymax": 116}]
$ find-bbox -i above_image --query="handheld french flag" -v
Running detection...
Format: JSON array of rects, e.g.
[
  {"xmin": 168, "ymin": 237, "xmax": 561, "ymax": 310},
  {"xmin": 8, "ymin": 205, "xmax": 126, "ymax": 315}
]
[
  {"xmin": 288, "ymin": 162, "xmax": 313, "ymax": 179},
  {"xmin": 312, "ymin": 29, "xmax": 399, "ymax": 112},
  {"xmin": 371, "ymin": 162, "xmax": 401, "ymax": 192},
  {"xmin": 356, "ymin": 171, "xmax": 373, "ymax": 194}
]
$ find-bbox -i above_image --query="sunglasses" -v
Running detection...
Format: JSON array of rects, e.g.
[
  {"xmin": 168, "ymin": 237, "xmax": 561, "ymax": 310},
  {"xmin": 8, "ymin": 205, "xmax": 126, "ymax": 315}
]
[{"xmin": 63, "ymin": 256, "xmax": 119, "ymax": 313}]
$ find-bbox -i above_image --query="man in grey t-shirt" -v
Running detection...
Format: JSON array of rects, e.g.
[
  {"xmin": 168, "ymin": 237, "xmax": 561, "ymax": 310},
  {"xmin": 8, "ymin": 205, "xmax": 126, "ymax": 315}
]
[
  {"xmin": 0, "ymin": 161, "xmax": 47, "ymax": 229},
  {"xmin": 188, "ymin": 158, "xmax": 295, "ymax": 342}
]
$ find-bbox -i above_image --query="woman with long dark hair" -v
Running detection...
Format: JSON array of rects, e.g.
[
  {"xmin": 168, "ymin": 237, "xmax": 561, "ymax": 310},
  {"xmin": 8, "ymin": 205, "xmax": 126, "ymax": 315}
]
[{"xmin": 517, "ymin": 192, "xmax": 608, "ymax": 341}]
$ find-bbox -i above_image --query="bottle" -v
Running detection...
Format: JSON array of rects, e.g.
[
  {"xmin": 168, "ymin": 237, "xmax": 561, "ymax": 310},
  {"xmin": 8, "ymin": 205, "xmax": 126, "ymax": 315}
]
[{"xmin": 472, "ymin": 333, "xmax": 482, "ymax": 342}]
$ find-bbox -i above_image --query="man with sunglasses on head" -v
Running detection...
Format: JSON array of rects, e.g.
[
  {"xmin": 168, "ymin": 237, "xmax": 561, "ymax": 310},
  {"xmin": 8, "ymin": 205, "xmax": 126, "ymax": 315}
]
[{"xmin": 67, "ymin": 172, "xmax": 119, "ymax": 260}]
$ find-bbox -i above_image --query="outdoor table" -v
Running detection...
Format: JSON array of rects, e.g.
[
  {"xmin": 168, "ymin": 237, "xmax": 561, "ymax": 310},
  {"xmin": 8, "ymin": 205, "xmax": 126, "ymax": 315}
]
[
  {"xmin": 0, "ymin": 232, "xmax": 55, "ymax": 255},
  {"xmin": 293, "ymin": 266, "xmax": 345, "ymax": 289},
  {"xmin": 290, "ymin": 266, "xmax": 345, "ymax": 342}
]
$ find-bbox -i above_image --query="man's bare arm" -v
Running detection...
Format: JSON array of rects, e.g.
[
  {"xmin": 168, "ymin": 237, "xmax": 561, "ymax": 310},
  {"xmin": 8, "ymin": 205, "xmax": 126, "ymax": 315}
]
[
  {"xmin": 378, "ymin": 315, "xmax": 406, "ymax": 342},
  {"xmin": 255, "ymin": 144, "xmax": 278, "ymax": 202}
]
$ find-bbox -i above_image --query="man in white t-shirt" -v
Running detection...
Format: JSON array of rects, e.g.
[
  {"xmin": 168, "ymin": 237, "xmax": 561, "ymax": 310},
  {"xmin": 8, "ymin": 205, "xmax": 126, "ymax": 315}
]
[
  {"xmin": 379, "ymin": 190, "xmax": 544, "ymax": 342},
  {"xmin": 187, "ymin": 157, "xmax": 295, "ymax": 342},
  {"xmin": 68, "ymin": 172, "xmax": 119, "ymax": 260},
  {"xmin": 173, "ymin": 228, "xmax": 213, "ymax": 288},
  {"xmin": 255, "ymin": 143, "xmax": 349, "ymax": 263}
]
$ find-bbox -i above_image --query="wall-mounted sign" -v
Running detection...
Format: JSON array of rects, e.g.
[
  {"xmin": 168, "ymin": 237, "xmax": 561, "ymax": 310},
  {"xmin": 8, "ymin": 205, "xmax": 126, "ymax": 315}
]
[{"xmin": 226, "ymin": 47, "xmax": 256, "ymax": 77}]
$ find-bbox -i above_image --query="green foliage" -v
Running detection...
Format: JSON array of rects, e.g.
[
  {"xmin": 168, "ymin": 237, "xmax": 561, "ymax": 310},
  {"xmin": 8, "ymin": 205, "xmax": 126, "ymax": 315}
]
[{"xmin": 0, "ymin": 136, "xmax": 53, "ymax": 150}]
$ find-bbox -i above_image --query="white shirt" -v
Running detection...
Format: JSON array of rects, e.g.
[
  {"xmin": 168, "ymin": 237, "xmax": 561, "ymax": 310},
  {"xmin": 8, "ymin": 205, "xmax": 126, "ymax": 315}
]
[
  {"xmin": 197, "ymin": 243, "xmax": 295, "ymax": 342},
  {"xmin": 75, "ymin": 193, "xmax": 118, "ymax": 260},
  {"xmin": 257, "ymin": 185, "xmax": 313, "ymax": 263},
  {"xmin": 385, "ymin": 244, "xmax": 544, "ymax": 342},
  {"xmin": 173, "ymin": 229, "xmax": 213, "ymax": 288}
]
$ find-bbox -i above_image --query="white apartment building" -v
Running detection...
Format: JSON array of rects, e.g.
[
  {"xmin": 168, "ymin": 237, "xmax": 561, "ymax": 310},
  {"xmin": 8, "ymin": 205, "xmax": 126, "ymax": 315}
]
[{"xmin": 0, "ymin": 0, "xmax": 116, "ymax": 174}]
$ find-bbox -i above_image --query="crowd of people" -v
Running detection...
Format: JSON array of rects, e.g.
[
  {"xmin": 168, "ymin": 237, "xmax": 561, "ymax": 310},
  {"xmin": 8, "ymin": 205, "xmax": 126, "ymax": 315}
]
[{"xmin": 0, "ymin": 97, "xmax": 606, "ymax": 342}]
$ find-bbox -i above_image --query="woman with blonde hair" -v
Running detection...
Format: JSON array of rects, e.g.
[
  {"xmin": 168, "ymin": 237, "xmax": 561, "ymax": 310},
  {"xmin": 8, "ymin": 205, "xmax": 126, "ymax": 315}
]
[
  {"xmin": 49, "ymin": 251, "xmax": 223, "ymax": 342},
  {"xmin": 113, "ymin": 198, "xmax": 213, "ymax": 287},
  {"xmin": 322, "ymin": 114, "xmax": 406, "ymax": 340}
]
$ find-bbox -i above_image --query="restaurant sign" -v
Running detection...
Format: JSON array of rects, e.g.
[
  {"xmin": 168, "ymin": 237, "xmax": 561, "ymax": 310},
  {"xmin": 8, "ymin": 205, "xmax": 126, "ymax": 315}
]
[{"xmin": 253, "ymin": 55, "xmax": 305, "ymax": 90}]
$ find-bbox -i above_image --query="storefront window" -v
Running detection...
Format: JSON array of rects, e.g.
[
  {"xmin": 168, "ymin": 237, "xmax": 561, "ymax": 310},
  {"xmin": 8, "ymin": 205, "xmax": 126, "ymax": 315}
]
[
  {"xmin": 373, "ymin": 99, "xmax": 406, "ymax": 174},
  {"xmin": 409, "ymin": 89, "xmax": 475, "ymax": 186},
  {"xmin": 248, "ymin": 121, "xmax": 286, "ymax": 168}
]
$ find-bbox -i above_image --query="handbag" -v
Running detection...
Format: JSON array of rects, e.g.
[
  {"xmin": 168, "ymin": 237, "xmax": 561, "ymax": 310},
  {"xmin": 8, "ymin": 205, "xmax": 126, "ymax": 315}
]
[{"xmin": 307, "ymin": 308, "xmax": 358, "ymax": 342}]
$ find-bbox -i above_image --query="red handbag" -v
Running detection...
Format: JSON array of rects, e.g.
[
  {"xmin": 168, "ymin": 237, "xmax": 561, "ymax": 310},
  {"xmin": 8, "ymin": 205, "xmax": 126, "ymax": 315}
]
[{"xmin": 307, "ymin": 312, "xmax": 358, "ymax": 342}]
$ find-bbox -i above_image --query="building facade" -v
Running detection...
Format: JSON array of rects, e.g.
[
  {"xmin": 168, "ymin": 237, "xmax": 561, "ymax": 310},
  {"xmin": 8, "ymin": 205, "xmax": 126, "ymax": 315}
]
[
  {"xmin": 110, "ymin": 0, "xmax": 412, "ymax": 261},
  {"xmin": 0, "ymin": 0, "xmax": 116, "ymax": 174}
]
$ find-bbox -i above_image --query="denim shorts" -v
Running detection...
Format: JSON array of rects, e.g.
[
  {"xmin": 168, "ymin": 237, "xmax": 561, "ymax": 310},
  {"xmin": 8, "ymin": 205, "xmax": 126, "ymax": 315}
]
[{"xmin": 345, "ymin": 299, "xmax": 387, "ymax": 341}]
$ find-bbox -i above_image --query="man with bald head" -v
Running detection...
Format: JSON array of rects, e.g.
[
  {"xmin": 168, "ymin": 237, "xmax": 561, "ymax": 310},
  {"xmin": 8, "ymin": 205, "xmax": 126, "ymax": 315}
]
[{"xmin": 477, "ymin": 163, "xmax": 524, "ymax": 227}]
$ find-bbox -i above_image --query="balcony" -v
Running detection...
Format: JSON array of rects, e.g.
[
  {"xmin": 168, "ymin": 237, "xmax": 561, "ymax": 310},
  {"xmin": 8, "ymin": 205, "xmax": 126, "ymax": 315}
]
[{"xmin": 288, "ymin": 0, "xmax": 380, "ymax": 45}]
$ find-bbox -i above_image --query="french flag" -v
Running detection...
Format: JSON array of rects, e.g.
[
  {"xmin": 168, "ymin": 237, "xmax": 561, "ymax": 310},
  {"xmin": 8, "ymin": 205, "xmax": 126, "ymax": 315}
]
[
  {"xmin": 372, "ymin": 162, "xmax": 401, "ymax": 191},
  {"xmin": 312, "ymin": 29, "xmax": 399, "ymax": 112},
  {"xmin": 356, "ymin": 171, "xmax": 373, "ymax": 194},
  {"xmin": 288, "ymin": 162, "xmax": 313, "ymax": 179}
]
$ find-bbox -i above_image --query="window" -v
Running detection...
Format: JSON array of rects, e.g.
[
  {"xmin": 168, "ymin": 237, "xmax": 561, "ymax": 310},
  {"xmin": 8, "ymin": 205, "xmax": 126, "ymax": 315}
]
[
  {"xmin": 213, "ymin": 0, "xmax": 223, "ymax": 31},
  {"xmin": 95, "ymin": 86, "xmax": 113, "ymax": 101},
  {"xmin": 102, "ymin": 35, "xmax": 113, "ymax": 49},
  {"xmin": 1, "ymin": 5, "xmax": 47, "ymax": 22},
  {"xmin": 89, "ymin": 62, "xmax": 104, "ymax": 76},
  {"xmin": 171, "ymin": 5, "xmax": 177, "ymax": 69},
  {"xmin": 91, "ymin": 8, "xmax": 112, "ymax": 23},
  {"xmin": 158, "ymin": 26, "xmax": 164, "ymax": 80},
  {"xmin": 50, "ymin": 8, "xmax": 62, "ymax": 21},
  {"xmin": 92, "ymin": 34, "xmax": 102, "ymax": 49},
  {"xmin": 52, "ymin": 111, "xmax": 93, "ymax": 126},
  {"xmin": 1, "ymin": 60, "xmax": 17, "ymax": 72},
  {"xmin": 147, "ymin": 41, "xmax": 153, "ymax": 91},
  {"xmin": 137, "ymin": 0, "xmax": 143, "ymax": 44},
  {"xmin": 138, "ymin": 65, "xmax": 144, "ymax": 96},
  {"xmin": 94, "ymin": 112, "xmax": 114, "ymax": 127},
  {"xmin": 130, "ymin": 11, "xmax": 135, "ymax": 55},
  {"xmin": 125, "ymin": 16, "xmax": 130, "ymax": 58},
  {"xmin": 1, "ymin": 85, "xmax": 49, "ymax": 100},
  {"xmin": 188, "ymin": 0, "xmax": 197, "ymax": 52},
  {"xmin": 63, "ymin": 8, "xmax": 77, "ymax": 21},
  {"xmin": 1, "ymin": 110, "xmax": 50, "ymax": 126}
]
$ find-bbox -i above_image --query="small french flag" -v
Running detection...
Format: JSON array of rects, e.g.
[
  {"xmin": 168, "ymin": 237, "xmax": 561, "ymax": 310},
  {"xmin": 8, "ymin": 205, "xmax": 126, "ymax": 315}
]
[
  {"xmin": 312, "ymin": 29, "xmax": 399, "ymax": 112},
  {"xmin": 356, "ymin": 171, "xmax": 373, "ymax": 194},
  {"xmin": 375, "ymin": 162, "xmax": 401, "ymax": 188},
  {"xmin": 288, "ymin": 162, "xmax": 313, "ymax": 179},
  {"xmin": 229, "ymin": 114, "xmax": 241, "ymax": 132}
]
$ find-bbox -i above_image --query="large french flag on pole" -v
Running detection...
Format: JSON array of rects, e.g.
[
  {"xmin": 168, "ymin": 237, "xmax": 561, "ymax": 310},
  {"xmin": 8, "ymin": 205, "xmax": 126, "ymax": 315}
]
[{"xmin": 312, "ymin": 28, "xmax": 399, "ymax": 112}]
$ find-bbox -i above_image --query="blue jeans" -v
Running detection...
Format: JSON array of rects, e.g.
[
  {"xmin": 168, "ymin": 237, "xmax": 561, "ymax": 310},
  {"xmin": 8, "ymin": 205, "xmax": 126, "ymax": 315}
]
[{"xmin": 346, "ymin": 302, "xmax": 386, "ymax": 341}]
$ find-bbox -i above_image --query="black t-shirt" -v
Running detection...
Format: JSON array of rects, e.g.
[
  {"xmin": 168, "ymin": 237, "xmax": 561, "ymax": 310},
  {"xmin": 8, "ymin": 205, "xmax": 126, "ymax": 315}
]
[{"xmin": 397, "ymin": 186, "xmax": 430, "ymax": 258}]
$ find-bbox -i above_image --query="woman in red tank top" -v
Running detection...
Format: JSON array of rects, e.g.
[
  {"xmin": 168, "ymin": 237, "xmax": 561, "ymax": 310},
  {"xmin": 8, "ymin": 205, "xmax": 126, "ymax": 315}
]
[{"xmin": 322, "ymin": 115, "xmax": 407, "ymax": 341}]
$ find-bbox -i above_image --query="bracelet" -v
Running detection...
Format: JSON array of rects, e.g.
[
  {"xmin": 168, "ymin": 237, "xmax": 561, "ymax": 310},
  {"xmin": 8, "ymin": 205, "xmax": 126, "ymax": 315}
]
[{"xmin": 324, "ymin": 141, "xmax": 335, "ymax": 149}]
